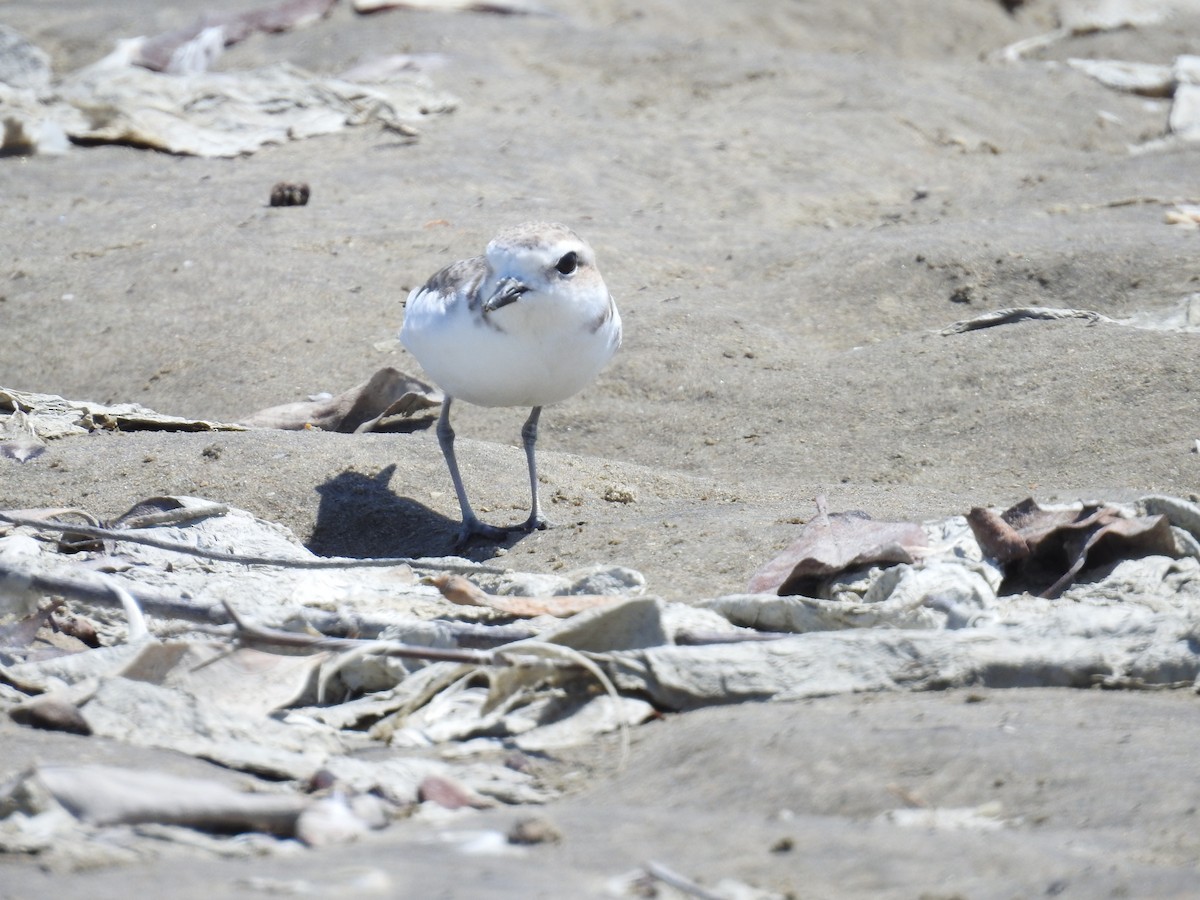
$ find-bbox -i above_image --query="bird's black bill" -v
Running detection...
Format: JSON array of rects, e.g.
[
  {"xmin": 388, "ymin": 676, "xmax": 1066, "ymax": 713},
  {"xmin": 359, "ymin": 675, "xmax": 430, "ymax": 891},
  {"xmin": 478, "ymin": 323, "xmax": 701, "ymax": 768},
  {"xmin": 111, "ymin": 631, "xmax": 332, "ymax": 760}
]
[{"xmin": 484, "ymin": 278, "xmax": 529, "ymax": 312}]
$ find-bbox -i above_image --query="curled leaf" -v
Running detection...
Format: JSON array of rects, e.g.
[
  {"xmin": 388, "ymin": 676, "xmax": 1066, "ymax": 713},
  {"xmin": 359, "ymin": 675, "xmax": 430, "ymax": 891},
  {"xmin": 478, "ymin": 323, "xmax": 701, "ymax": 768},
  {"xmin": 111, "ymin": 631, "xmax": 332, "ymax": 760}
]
[
  {"xmin": 968, "ymin": 498, "xmax": 1181, "ymax": 598},
  {"xmin": 428, "ymin": 573, "xmax": 628, "ymax": 618},
  {"xmin": 748, "ymin": 510, "xmax": 927, "ymax": 597},
  {"xmin": 241, "ymin": 368, "xmax": 441, "ymax": 432}
]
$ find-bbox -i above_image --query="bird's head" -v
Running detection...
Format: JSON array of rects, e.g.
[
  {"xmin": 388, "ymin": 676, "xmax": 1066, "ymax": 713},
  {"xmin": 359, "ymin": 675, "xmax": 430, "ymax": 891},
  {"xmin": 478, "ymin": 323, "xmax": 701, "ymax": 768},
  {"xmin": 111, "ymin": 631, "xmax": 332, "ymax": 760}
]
[{"xmin": 482, "ymin": 222, "xmax": 603, "ymax": 313}]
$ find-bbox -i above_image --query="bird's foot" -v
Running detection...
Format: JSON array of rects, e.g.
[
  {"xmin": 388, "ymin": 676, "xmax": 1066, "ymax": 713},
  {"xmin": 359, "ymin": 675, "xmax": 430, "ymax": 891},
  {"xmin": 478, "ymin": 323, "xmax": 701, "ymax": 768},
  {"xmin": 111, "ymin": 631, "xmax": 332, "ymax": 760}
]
[
  {"xmin": 520, "ymin": 511, "xmax": 550, "ymax": 533},
  {"xmin": 452, "ymin": 516, "xmax": 513, "ymax": 549},
  {"xmin": 452, "ymin": 512, "xmax": 550, "ymax": 549}
]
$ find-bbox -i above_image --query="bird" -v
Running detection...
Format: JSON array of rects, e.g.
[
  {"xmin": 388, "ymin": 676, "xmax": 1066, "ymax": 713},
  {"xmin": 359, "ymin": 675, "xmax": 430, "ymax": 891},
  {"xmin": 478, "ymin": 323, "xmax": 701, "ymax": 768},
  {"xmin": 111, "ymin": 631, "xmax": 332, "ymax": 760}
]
[{"xmin": 400, "ymin": 222, "xmax": 622, "ymax": 546}]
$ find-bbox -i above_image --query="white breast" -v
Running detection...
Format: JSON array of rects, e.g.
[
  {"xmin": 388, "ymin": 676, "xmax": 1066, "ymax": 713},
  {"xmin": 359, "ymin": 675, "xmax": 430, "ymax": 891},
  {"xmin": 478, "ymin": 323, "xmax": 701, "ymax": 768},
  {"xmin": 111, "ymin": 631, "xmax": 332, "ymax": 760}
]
[{"xmin": 401, "ymin": 284, "xmax": 620, "ymax": 408}]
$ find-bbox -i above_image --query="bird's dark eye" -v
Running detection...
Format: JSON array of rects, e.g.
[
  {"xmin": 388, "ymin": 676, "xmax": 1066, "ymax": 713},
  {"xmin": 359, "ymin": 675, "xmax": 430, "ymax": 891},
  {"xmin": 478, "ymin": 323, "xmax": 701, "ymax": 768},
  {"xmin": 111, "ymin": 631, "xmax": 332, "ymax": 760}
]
[{"xmin": 555, "ymin": 251, "xmax": 578, "ymax": 275}]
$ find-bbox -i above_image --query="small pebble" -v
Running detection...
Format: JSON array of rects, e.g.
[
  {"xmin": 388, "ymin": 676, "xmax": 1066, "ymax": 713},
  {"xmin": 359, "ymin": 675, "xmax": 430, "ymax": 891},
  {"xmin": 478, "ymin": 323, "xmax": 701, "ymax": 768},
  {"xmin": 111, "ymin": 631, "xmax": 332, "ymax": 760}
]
[
  {"xmin": 507, "ymin": 815, "xmax": 562, "ymax": 845},
  {"xmin": 270, "ymin": 182, "xmax": 311, "ymax": 207},
  {"xmin": 769, "ymin": 836, "xmax": 794, "ymax": 853}
]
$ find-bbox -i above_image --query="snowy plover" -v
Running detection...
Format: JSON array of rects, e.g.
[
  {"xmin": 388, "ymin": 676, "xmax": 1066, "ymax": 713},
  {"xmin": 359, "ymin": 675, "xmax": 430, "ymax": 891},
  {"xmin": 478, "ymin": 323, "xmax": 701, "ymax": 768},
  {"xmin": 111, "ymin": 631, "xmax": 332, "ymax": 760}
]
[{"xmin": 400, "ymin": 222, "xmax": 622, "ymax": 545}]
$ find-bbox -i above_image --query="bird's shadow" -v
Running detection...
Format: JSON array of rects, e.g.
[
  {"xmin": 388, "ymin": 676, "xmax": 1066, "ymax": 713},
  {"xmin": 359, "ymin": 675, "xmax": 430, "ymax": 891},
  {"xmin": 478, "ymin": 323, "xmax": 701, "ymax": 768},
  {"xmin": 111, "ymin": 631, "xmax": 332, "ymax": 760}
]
[{"xmin": 306, "ymin": 464, "xmax": 523, "ymax": 559}]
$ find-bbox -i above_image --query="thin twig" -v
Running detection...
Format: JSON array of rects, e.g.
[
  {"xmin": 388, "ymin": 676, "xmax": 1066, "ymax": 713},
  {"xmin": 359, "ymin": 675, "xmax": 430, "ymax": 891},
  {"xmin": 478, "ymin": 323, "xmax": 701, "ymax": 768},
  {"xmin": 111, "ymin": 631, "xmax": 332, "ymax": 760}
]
[
  {"xmin": 218, "ymin": 598, "xmax": 580, "ymax": 669},
  {"xmin": 0, "ymin": 511, "xmax": 506, "ymax": 575},
  {"xmin": 940, "ymin": 307, "xmax": 1118, "ymax": 335},
  {"xmin": 643, "ymin": 861, "xmax": 727, "ymax": 900}
]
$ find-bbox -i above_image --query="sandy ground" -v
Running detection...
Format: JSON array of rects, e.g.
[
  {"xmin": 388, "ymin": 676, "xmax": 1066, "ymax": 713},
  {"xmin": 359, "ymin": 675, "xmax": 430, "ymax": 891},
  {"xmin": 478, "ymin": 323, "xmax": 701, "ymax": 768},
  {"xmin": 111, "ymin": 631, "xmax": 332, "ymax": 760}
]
[{"xmin": 3, "ymin": 0, "xmax": 1200, "ymax": 896}]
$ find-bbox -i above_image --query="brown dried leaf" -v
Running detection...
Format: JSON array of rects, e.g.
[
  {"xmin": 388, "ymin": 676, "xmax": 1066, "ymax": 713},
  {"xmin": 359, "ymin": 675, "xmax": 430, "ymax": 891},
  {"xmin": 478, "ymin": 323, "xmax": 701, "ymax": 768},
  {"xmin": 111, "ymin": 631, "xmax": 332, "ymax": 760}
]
[
  {"xmin": 240, "ymin": 368, "xmax": 441, "ymax": 432},
  {"xmin": 966, "ymin": 506, "xmax": 1029, "ymax": 563},
  {"xmin": 748, "ymin": 510, "xmax": 928, "ymax": 596},
  {"xmin": 417, "ymin": 774, "xmax": 492, "ymax": 810},
  {"xmin": 428, "ymin": 573, "xmax": 627, "ymax": 618},
  {"xmin": 981, "ymin": 498, "xmax": 1180, "ymax": 598},
  {"xmin": 1046, "ymin": 513, "xmax": 1178, "ymax": 598}
]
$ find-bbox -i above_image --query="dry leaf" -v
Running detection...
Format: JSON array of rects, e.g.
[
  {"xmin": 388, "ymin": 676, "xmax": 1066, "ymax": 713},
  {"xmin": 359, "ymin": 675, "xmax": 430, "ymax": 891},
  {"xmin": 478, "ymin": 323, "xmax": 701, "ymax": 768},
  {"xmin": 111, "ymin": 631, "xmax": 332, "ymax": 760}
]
[
  {"xmin": 748, "ymin": 510, "xmax": 928, "ymax": 596},
  {"xmin": 429, "ymin": 573, "xmax": 627, "ymax": 617},
  {"xmin": 965, "ymin": 507, "xmax": 1029, "ymax": 563},
  {"xmin": 418, "ymin": 774, "xmax": 493, "ymax": 810},
  {"xmin": 241, "ymin": 368, "xmax": 441, "ymax": 432},
  {"xmin": 968, "ymin": 498, "xmax": 1180, "ymax": 598}
]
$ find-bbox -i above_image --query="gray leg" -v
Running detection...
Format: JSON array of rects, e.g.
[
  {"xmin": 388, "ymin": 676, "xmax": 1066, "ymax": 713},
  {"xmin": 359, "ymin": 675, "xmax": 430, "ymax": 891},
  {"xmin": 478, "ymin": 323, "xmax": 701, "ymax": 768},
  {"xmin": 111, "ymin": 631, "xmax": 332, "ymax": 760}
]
[
  {"xmin": 437, "ymin": 397, "xmax": 508, "ymax": 546},
  {"xmin": 520, "ymin": 406, "xmax": 549, "ymax": 532}
]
